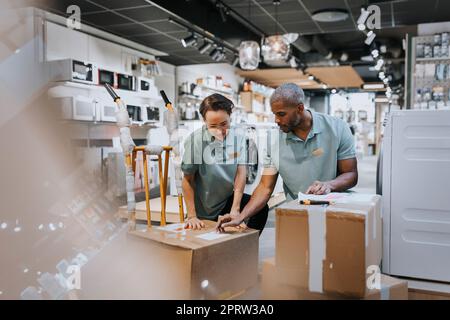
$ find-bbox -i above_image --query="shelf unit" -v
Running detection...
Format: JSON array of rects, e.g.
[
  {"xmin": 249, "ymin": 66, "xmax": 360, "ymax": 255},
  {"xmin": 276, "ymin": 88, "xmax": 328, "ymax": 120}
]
[{"xmin": 409, "ymin": 34, "xmax": 450, "ymax": 110}]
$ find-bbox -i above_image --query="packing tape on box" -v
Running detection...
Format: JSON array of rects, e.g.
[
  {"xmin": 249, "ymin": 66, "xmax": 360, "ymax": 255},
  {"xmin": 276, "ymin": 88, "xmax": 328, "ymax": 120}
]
[
  {"xmin": 380, "ymin": 283, "xmax": 390, "ymax": 300},
  {"xmin": 308, "ymin": 206, "xmax": 326, "ymax": 293}
]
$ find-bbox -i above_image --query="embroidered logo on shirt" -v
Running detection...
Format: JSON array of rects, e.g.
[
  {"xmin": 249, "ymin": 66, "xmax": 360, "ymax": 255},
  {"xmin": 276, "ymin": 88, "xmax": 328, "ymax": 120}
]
[{"xmin": 312, "ymin": 148, "xmax": 324, "ymax": 157}]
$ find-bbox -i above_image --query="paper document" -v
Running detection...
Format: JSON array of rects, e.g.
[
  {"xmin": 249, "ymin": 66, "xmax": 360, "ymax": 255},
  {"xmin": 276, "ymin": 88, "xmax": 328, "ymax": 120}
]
[
  {"xmin": 297, "ymin": 192, "xmax": 347, "ymax": 203},
  {"xmin": 156, "ymin": 223, "xmax": 186, "ymax": 233},
  {"xmin": 196, "ymin": 231, "xmax": 230, "ymax": 241}
]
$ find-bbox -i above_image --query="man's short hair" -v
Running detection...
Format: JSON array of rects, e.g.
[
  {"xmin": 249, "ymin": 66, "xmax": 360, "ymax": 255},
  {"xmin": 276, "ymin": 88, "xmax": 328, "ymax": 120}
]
[
  {"xmin": 270, "ymin": 83, "xmax": 305, "ymax": 107},
  {"xmin": 199, "ymin": 93, "xmax": 234, "ymax": 118}
]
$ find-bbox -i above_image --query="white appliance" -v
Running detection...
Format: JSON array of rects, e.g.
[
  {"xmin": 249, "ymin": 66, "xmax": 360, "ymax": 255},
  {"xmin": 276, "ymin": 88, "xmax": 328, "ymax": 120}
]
[
  {"xmin": 136, "ymin": 77, "xmax": 154, "ymax": 92},
  {"xmin": 381, "ymin": 109, "xmax": 450, "ymax": 283},
  {"xmin": 56, "ymin": 95, "xmax": 96, "ymax": 121},
  {"xmin": 49, "ymin": 59, "xmax": 97, "ymax": 85},
  {"xmin": 142, "ymin": 105, "xmax": 160, "ymax": 123},
  {"xmin": 96, "ymin": 100, "xmax": 117, "ymax": 122}
]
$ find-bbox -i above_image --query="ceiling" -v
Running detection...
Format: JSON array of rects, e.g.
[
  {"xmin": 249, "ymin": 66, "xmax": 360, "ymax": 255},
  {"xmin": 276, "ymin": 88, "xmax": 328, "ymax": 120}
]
[{"xmin": 29, "ymin": 0, "xmax": 450, "ymax": 85}]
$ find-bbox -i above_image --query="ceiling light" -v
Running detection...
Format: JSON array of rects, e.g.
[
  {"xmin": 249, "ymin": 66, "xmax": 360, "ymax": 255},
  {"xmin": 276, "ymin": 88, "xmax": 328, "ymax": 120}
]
[
  {"xmin": 238, "ymin": 41, "xmax": 260, "ymax": 70},
  {"xmin": 378, "ymin": 72, "xmax": 385, "ymax": 80},
  {"xmin": 331, "ymin": 88, "xmax": 337, "ymax": 94},
  {"xmin": 311, "ymin": 9, "xmax": 349, "ymax": 22},
  {"xmin": 380, "ymin": 45, "xmax": 387, "ymax": 53},
  {"xmin": 262, "ymin": 35, "xmax": 290, "ymax": 62},
  {"xmin": 232, "ymin": 56, "xmax": 239, "ymax": 67},
  {"xmin": 322, "ymin": 84, "xmax": 328, "ymax": 89},
  {"xmin": 181, "ymin": 34, "xmax": 197, "ymax": 48},
  {"xmin": 283, "ymin": 33, "xmax": 299, "ymax": 44},
  {"xmin": 198, "ymin": 41, "xmax": 212, "ymax": 54},
  {"xmin": 210, "ymin": 48, "xmax": 225, "ymax": 62},
  {"xmin": 383, "ymin": 78, "xmax": 389, "ymax": 84},
  {"xmin": 361, "ymin": 55, "xmax": 374, "ymax": 62},
  {"xmin": 365, "ymin": 31, "xmax": 376, "ymax": 45},
  {"xmin": 362, "ymin": 83, "xmax": 385, "ymax": 90},
  {"xmin": 308, "ymin": 75, "xmax": 315, "ymax": 81},
  {"xmin": 357, "ymin": 23, "xmax": 366, "ymax": 31},
  {"xmin": 289, "ymin": 56, "xmax": 298, "ymax": 68},
  {"xmin": 340, "ymin": 52, "xmax": 349, "ymax": 62}
]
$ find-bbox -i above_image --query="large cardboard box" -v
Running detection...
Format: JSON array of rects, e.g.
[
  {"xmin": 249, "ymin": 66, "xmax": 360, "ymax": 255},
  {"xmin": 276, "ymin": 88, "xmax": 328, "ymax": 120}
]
[
  {"xmin": 80, "ymin": 220, "xmax": 258, "ymax": 299},
  {"xmin": 275, "ymin": 194, "xmax": 382, "ymax": 298},
  {"xmin": 262, "ymin": 258, "xmax": 408, "ymax": 300},
  {"xmin": 126, "ymin": 220, "xmax": 259, "ymax": 299}
]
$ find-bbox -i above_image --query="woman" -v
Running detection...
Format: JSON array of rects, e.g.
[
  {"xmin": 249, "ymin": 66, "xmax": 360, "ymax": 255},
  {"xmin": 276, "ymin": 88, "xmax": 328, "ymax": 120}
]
[{"xmin": 181, "ymin": 93, "xmax": 268, "ymax": 234}]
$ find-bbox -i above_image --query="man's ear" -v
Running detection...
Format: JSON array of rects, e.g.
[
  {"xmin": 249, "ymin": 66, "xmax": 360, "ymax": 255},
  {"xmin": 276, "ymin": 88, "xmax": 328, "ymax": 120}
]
[{"xmin": 297, "ymin": 103, "xmax": 304, "ymax": 112}]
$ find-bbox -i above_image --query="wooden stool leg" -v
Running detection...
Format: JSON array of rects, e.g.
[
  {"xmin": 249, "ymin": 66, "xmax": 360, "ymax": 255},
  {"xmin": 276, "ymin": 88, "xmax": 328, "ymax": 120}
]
[
  {"xmin": 178, "ymin": 194, "xmax": 184, "ymax": 223},
  {"xmin": 143, "ymin": 153, "xmax": 151, "ymax": 228},
  {"xmin": 158, "ymin": 155, "xmax": 166, "ymax": 226},
  {"xmin": 161, "ymin": 149, "xmax": 170, "ymax": 226}
]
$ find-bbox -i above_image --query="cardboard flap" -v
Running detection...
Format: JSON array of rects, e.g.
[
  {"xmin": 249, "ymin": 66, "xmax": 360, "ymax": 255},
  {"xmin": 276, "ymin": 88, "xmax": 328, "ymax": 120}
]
[{"xmin": 129, "ymin": 220, "xmax": 259, "ymax": 250}]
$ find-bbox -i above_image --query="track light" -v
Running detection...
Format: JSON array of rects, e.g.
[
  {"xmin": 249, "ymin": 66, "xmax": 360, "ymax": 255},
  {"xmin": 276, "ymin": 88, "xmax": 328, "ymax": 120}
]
[
  {"xmin": 210, "ymin": 48, "xmax": 224, "ymax": 61},
  {"xmin": 181, "ymin": 34, "xmax": 197, "ymax": 48},
  {"xmin": 232, "ymin": 56, "xmax": 239, "ymax": 67},
  {"xmin": 198, "ymin": 41, "xmax": 213, "ymax": 54}
]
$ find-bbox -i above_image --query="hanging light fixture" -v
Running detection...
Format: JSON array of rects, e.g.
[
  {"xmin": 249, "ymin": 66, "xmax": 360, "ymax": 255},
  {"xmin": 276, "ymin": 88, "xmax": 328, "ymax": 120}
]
[
  {"xmin": 239, "ymin": 41, "xmax": 260, "ymax": 70},
  {"xmin": 262, "ymin": 35, "xmax": 290, "ymax": 62},
  {"xmin": 238, "ymin": 0, "xmax": 260, "ymax": 70},
  {"xmin": 261, "ymin": 0, "xmax": 298, "ymax": 65}
]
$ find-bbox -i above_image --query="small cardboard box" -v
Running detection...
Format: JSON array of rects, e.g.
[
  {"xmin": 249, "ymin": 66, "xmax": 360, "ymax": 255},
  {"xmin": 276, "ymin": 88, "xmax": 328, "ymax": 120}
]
[
  {"xmin": 239, "ymin": 91, "xmax": 253, "ymax": 113},
  {"xmin": 275, "ymin": 194, "xmax": 382, "ymax": 298},
  {"xmin": 261, "ymin": 258, "xmax": 408, "ymax": 300}
]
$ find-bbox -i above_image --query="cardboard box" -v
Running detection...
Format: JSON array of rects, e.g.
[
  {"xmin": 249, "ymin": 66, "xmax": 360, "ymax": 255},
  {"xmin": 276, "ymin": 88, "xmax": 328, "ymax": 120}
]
[
  {"xmin": 262, "ymin": 258, "xmax": 408, "ymax": 300},
  {"xmin": 239, "ymin": 91, "xmax": 253, "ymax": 113},
  {"xmin": 275, "ymin": 194, "xmax": 382, "ymax": 298},
  {"xmin": 125, "ymin": 220, "xmax": 259, "ymax": 299}
]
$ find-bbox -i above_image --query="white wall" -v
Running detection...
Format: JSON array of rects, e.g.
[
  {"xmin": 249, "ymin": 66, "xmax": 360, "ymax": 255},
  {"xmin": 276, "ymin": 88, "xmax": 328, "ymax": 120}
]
[
  {"xmin": 154, "ymin": 61, "xmax": 176, "ymax": 105},
  {"xmin": 176, "ymin": 63, "xmax": 243, "ymax": 93}
]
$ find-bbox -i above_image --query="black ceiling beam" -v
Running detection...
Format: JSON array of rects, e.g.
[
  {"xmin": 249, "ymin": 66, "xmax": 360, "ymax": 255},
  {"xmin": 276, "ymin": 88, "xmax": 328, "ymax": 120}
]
[{"xmin": 145, "ymin": 0, "xmax": 261, "ymax": 46}]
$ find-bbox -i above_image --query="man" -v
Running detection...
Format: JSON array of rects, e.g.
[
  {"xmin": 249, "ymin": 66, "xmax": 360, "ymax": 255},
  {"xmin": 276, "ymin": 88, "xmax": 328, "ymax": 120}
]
[
  {"xmin": 217, "ymin": 83, "xmax": 358, "ymax": 231},
  {"xmin": 182, "ymin": 93, "xmax": 268, "ymax": 234}
]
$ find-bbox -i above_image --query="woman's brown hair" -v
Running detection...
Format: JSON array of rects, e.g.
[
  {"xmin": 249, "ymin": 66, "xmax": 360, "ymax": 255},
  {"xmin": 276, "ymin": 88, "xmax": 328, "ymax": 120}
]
[{"xmin": 199, "ymin": 93, "xmax": 234, "ymax": 118}]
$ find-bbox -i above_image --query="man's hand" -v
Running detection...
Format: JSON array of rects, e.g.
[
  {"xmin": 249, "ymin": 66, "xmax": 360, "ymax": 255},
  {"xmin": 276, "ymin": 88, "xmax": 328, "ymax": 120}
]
[
  {"xmin": 216, "ymin": 214, "xmax": 246, "ymax": 233},
  {"xmin": 306, "ymin": 180, "xmax": 333, "ymax": 195},
  {"xmin": 184, "ymin": 217, "xmax": 205, "ymax": 230}
]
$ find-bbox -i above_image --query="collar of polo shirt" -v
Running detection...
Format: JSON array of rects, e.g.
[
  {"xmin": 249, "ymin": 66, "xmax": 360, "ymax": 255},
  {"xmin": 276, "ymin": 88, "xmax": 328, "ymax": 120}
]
[{"xmin": 286, "ymin": 109, "xmax": 323, "ymax": 142}]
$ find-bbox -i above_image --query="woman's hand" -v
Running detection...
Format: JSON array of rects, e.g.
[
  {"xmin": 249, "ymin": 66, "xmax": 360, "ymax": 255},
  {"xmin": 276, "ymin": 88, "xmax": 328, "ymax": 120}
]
[{"xmin": 184, "ymin": 216, "xmax": 205, "ymax": 230}]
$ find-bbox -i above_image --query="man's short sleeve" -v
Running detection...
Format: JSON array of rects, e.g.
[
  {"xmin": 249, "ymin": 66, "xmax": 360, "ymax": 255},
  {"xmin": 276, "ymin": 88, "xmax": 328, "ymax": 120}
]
[
  {"xmin": 337, "ymin": 121, "xmax": 356, "ymax": 160},
  {"xmin": 181, "ymin": 134, "xmax": 198, "ymax": 175}
]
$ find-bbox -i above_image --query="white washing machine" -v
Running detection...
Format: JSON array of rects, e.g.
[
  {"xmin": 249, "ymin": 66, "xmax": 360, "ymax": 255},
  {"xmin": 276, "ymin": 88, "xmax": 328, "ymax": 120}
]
[{"xmin": 381, "ymin": 109, "xmax": 450, "ymax": 285}]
